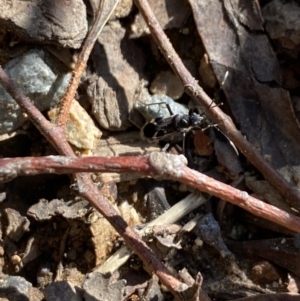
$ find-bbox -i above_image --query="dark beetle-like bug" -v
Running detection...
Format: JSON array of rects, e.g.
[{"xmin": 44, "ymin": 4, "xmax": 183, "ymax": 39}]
[
  {"xmin": 140, "ymin": 101, "xmax": 239, "ymax": 168},
  {"xmin": 141, "ymin": 102, "xmax": 209, "ymax": 144}
]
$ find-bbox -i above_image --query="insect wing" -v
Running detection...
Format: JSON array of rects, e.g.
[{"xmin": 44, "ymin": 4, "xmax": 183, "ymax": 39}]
[
  {"xmin": 210, "ymin": 127, "xmax": 239, "ymax": 155},
  {"xmin": 141, "ymin": 116, "xmax": 175, "ymax": 140}
]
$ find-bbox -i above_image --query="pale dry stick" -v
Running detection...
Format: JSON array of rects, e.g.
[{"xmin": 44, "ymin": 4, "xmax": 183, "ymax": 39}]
[
  {"xmin": 56, "ymin": 0, "xmax": 120, "ymax": 126},
  {"xmin": 98, "ymin": 193, "xmax": 207, "ymax": 274},
  {"xmin": 55, "ymin": 227, "xmax": 70, "ymax": 282},
  {"xmin": 0, "ymin": 69, "xmax": 198, "ymax": 301},
  {"xmin": 1, "ymin": 153, "xmax": 300, "ymax": 233},
  {"xmin": 133, "ymin": 0, "xmax": 300, "ymax": 210}
]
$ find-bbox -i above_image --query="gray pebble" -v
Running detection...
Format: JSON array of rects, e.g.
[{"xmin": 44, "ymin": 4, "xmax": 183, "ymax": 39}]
[{"xmin": 0, "ymin": 49, "xmax": 71, "ymax": 134}]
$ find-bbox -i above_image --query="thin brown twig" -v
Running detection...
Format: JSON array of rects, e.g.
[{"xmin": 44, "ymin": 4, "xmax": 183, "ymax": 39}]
[
  {"xmin": 56, "ymin": 0, "xmax": 105, "ymax": 127},
  {"xmin": 1, "ymin": 153, "xmax": 300, "ymax": 233},
  {"xmin": 133, "ymin": 0, "xmax": 300, "ymax": 211}
]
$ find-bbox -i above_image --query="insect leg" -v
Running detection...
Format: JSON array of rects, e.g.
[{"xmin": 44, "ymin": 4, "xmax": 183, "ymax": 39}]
[
  {"xmin": 161, "ymin": 143, "xmax": 170, "ymax": 152},
  {"xmin": 143, "ymin": 102, "xmax": 175, "ymax": 116},
  {"xmin": 201, "ymin": 123, "xmax": 218, "ymax": 132},
  {"xmin": 182, "ymin": 132, "xmax": 186, "ymax": 153},
  {"xmin": 164, "ymin": 103, "xmax": 175, "ymax": 116}
]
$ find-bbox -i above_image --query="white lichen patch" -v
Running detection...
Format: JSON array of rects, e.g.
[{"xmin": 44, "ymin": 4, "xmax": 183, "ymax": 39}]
[{"xmin": 149, "ymin": 152, "xmax": 187, "ymax": 178}]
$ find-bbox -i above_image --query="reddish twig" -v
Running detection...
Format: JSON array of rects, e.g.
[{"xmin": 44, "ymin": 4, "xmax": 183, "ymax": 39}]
[
  {"xmin": 133, "ymin": 0, "xmax": 300, "ymax": 211},
  {"xmin": 56, "ymin": 0, "xmax": 104, "ymax": 127},
  {"xmin": 1, "ymin": 153, "xmax": 300, "ymax": 233}
]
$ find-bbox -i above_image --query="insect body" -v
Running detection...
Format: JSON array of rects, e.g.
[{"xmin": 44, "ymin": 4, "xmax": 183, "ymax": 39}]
[
  {"xmin": 141, "ymin": 103, "xmax": 207, "ymax": 143},
  {"xmin": 140, "ymin": 102, "xmax": 214, "ymax": 157},
  {"xmin": 140, "ymin": 101, "xmax": 238, "ymax": 158}
]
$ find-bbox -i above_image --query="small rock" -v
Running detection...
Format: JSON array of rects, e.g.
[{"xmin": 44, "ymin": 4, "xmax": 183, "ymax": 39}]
[
  {"xmin": 29, "ymin": 287, "xmax": 44, "ymax": 301},
  {"xmin": 112, "ymin": 0, "xmax": 133, "ymax": 19},
  {"xmin": 0, "ymin": 276, "xmax": 32, "ymax": 301},
  {"xmin": 90, "ymin": 200, "xmax": 140, "ymax": 265},
  {"xmin": 10, "ymin": 254, "xmax": 21, "ymax": 265},
  {"xmin": 48, "ymin": 99, "xmax": 102, "ymax": 150},
  {"xmin": 37, "ymin": 263, "xmax": 53, "ymax": 288},
  {"xmin": 135, "ymin": 94, "xmax": 188, "ymax": 121},
  {"xmin": 194, "ymin": 237, "xmax": 203, "ymax": 247},
  {"xmin": 0, "ymin": 49, "xmax": 71, "ymax": 134},
  {"xmin": 43, "ymin": 281, "xmax": 81, "ymax": 301},
  {"xmin": 251, "ymin": 260, "xmax": 280, "ymax": 284},
  {"xmin": 5, "ymin": 208, "xmax": 30, "ymax": 242},
  {"xmin": 83, "ymin": 272, "xmax": 126, "ymax": 301},
  {"xmin": 150, "ymin": 71, "xmax": 184, "ymax": 100},
  {"xmin": 0, "ymin": 1, "xmax": 87, "ymax": 48},
  {"xmin": 287, "ymin": 273, "xmax": 300, "ymax": 293}
]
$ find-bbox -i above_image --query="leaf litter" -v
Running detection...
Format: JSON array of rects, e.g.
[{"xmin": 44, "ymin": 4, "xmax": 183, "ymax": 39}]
[{"xmin": 0, "ymin": 0, "xmax": 300, "ymax": 300}]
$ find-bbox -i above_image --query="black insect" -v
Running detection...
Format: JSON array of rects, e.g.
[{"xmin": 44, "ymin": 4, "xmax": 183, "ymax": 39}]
[
  {"xmin": 140, "ymin": 101, "xmax": 239, "ymax": 171},
  {"xmin": 140, "ymin": 72, "xmax": 230, "ymax": 144},
  {"xmin": 141, "ymin": 102, "xmax": 209, "ymax": 144}
]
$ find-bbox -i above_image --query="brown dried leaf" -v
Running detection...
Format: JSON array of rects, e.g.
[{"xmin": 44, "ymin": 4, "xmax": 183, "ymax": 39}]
[
  {"xmin": 188, "ymin": 0, "xmax": 300, "ymax": 189},
  {"xmin": 27, "ymin": 199, "xmax": 90, "ymax": 221},
  {"xmin": 83, "ymin": 272, "xmax": 126, "ymax": 301}
]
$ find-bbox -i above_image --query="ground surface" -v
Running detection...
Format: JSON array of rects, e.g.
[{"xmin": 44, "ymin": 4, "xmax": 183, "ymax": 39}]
[{"xmin": 0, "ymin": 1, "xmax": 300, "ymax": 300}]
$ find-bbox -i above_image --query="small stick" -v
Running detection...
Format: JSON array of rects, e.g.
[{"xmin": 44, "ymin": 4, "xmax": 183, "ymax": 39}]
[
  {"xmin": 56, "ymin": 0, "xmax": 119, "ymax": 127},
  {"xmin": 98, "ymin": 193, "xmax": 207, "ymax": 275},
  {"xmin": 1, "ymin": 153, "xmax": 300, "ymax": 233}
]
